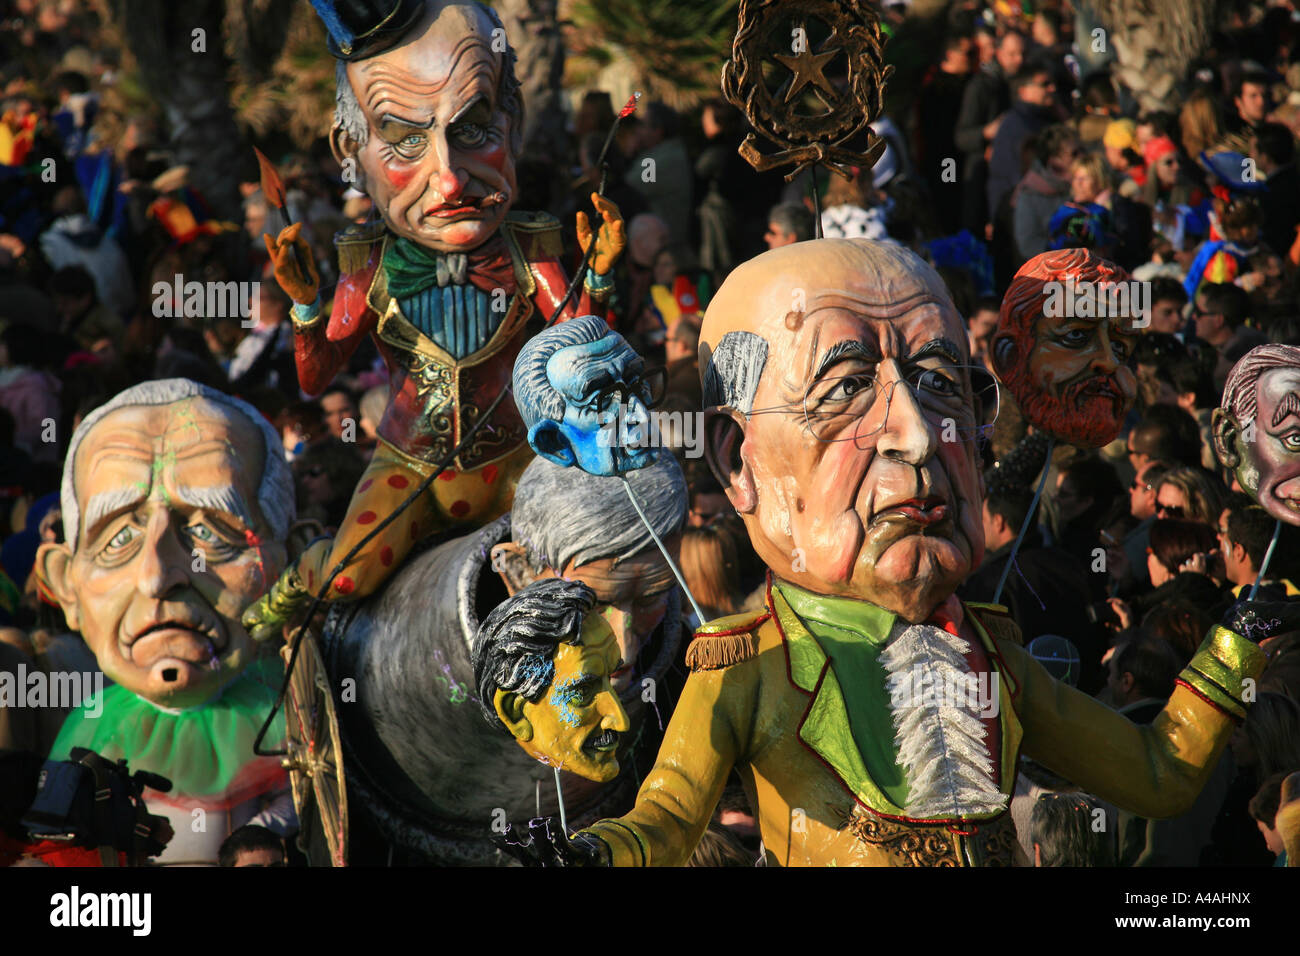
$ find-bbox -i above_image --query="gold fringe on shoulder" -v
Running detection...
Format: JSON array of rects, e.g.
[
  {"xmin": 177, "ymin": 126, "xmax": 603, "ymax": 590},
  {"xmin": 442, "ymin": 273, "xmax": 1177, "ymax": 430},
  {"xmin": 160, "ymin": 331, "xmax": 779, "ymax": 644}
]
[
  {"xmin": 685, "ymin": 632, "xmax": 760, "ymax": 671},
  {"xmin": 504, "ymin": 212, "xmax": 563, "ymax": 259},
  {"xmin": 335, "ymin": 223, "xmax": 384, "ymax": 274}
]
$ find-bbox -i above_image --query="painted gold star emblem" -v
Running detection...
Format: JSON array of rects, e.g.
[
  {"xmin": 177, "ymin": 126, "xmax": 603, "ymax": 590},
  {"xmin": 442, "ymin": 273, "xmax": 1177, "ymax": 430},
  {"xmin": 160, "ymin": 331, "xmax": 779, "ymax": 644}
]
[{"xmin": 772, "ymin": 45, "xmax": 840, "ymax": 104}]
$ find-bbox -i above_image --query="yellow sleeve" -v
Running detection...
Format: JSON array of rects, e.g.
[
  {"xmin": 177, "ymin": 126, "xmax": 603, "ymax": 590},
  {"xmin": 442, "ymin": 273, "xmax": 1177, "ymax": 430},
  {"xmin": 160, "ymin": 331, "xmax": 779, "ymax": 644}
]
[
  {"xmin": 1010, "ymin": 626, "xmax": 1266, "ymax": 820},
  {"xmin": 582, "ymin": 658, "xmax": 757, "ymax": 866}
]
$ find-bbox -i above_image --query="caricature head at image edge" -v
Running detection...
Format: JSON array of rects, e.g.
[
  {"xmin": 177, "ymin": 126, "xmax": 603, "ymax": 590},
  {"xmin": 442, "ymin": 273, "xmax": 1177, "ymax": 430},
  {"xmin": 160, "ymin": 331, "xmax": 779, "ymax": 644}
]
[
  {"xmin": 36, "ymin": 380, "xmax": 293, "ymax": 709},
  {"xmin": 473, "ymin": 577, "xmax": 630, "ymax": 782},
  {"xmin": 1214, "ymin": 343, "xmax": 1300, "ymax": 526},
  {"xmin": 991, "ymin": 248, "xmax": 1139, "ymax": 449},
  {"xmin": 329, "ymin": 0, "xmax": 522, "ymax": 253},
  {"xmin": 513, "ymin": 314, "xmax": 658, "ymax": 476},
  {"xmin": 699, "ymin": 239, "xmax": 986, "ymax": 622}
]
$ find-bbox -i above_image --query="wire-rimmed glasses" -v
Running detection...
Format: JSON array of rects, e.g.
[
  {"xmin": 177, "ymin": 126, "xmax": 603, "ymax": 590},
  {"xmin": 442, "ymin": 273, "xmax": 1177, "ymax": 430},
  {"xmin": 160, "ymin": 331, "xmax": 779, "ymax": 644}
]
[{"xmin": 746, "ymin": 363, "xmax": 1000, "ymax": 445}]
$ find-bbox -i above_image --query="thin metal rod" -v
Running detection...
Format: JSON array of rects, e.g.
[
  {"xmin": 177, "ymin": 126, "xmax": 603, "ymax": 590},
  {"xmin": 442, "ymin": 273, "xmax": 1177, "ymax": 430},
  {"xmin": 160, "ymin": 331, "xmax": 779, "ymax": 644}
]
[
  {"xmin": 1248, "ymin": 519, "xmax": 1283, "ymax": 600},
  {"xmin": 554, "ymin": 766, "xmax": 568, "ymax": 834},
  {"xmin": 620, "ymin": 477, "xmax": 708, "ymax": 623},
  {"xmin": 992, "ymin": 436, "xmax": 1056, "ymax": 605},
  {"xmin": 811, "ymin": 164, "xmax": 823, "ymax": 239}
]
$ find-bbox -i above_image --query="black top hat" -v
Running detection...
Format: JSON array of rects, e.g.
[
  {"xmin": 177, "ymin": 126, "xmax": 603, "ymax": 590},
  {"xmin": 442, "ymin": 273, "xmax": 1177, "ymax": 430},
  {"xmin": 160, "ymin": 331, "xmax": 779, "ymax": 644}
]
[{"xmin": 310, "ymin": 0, "xmax": 426, "ymax": 61}]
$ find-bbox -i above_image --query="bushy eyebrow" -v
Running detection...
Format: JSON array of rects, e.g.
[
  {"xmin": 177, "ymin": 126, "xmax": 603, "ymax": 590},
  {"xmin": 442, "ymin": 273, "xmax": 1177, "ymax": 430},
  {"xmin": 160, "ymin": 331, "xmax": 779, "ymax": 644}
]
[
  {"xmin": 83, "ymin": 487, "xmax": 147, "ymax": 541},
  {"xmin": 908, "ymin": 337, "xmax": 963, "ymax": 364},
  {"xmin": 812, "ymin": 335, "xmax": 962, "ymax": 380},
  {"xmin": 814, "ymin": 339, "xmax": 880, "ymax": 378},
  {"xmin": 1272, "ymin": 390, "xmax": 1300, "ymax": 427},
  {"xmin": 377, "ymin": 115, "xmax": 434, "ymax": 139},
  {"xmin": 173, "ymin": 483, "xmax": 255, "ymax": 528},
  {"xmin": 450, "ymin": 94, "xmax": 491, "ymax": 125}
]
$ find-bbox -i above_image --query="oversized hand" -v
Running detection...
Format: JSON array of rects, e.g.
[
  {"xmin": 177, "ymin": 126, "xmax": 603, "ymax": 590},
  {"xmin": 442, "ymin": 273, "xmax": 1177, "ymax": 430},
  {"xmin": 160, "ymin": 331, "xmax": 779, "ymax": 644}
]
[
  {"xmin": 576, "ymin": 193, "xmax": 625, "ymax": 277},
  {"xmin": 1220, "ymin": 600, "xmax": 1300, "ymax": 644},
  {"xmin": 493, "ymin": 817, "xmax": 609, "ymax": 867},
  {"xmin": 263, "ymin": 222, "xmax": 320, "ymax": 306}
]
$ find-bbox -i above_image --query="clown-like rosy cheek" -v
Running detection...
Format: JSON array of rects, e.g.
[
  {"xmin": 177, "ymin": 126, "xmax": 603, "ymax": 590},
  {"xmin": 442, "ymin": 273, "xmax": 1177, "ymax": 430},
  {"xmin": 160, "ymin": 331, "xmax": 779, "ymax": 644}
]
[
  {"xmin": 383, "ymin": 160, "xmax": 418, "ymax": 194},
  {"xmin": 476, "ymin": 139, "xmax": 509, "ymax": 177}
]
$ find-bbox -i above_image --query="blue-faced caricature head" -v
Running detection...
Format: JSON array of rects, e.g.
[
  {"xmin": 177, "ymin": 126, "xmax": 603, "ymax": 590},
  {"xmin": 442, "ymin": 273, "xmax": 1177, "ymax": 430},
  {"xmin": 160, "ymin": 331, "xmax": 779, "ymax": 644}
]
[{"xmin": 513, "ymin": 315, "xmax": 658, "ymax": 476}]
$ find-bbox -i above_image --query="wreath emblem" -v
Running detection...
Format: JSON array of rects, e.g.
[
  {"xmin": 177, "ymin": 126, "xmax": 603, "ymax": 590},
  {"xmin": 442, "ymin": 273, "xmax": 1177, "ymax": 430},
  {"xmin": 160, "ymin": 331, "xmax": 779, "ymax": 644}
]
[{"xmin": 721, "ymin": 0, "xmax": 893, "ymax": 180}]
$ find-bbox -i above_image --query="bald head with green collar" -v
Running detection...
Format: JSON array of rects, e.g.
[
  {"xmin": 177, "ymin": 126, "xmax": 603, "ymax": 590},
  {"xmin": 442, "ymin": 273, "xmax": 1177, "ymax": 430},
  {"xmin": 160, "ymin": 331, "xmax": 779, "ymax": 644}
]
[{"xmin": 699, "ymin": 239, "xmax": 987, "ymax": 622}]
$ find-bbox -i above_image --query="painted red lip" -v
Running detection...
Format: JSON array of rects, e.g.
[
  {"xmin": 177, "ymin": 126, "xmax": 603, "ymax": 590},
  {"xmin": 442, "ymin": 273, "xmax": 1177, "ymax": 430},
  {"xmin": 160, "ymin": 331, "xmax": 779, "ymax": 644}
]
[
  {"xmin": 423, "ymin": 203, "xmax": 481, "ymax": 219},
  {"xmin": 425, "ymin": 192, "xmax": 507, "ymax": 218},
  {"xmin": 876, "ymin": 496, "xmax": 949, "ymax": 525}
]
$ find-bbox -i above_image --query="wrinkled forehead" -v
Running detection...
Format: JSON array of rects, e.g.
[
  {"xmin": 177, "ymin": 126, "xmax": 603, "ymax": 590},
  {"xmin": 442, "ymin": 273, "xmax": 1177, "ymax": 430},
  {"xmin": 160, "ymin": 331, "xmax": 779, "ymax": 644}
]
[
  {"xmin": 797, "ymin": 286, "xmax": 965, "ymax": 352},
  {"xmin": 706, "ymin": 240, "xmax": 961, "ymax": 348},
  {"xmin": 74, "ymin": 399, "xmax": 264, "ymax": 489},
  {"xmin": 348, "ymin": 5, "xmax": 501, "ymax": 118},
  {"xmin": 571, "ymin": 544, "xmax": 677, "ymax": 602},
  {"xmin": 1258, "ymin": 366, "xmax": 1300, "ymax": 415}
]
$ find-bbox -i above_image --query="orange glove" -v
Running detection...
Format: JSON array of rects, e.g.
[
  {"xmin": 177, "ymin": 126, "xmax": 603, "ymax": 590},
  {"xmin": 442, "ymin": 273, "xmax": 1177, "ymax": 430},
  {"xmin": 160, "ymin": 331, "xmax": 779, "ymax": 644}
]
[
  {"xmin": 263, "ymin": 222, "xmax": 320, "ymax": 305},
  {"xmin": 576, "ymin": 193, "xmax": 625, "ymax": 277}
]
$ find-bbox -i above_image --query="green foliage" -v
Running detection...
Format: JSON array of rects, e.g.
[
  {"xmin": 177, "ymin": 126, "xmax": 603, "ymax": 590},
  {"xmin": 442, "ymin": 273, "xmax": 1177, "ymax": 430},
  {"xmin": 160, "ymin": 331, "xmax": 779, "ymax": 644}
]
[{"xmin": 571, "ymin": 0, "xmax": 740, "ymax": 106}]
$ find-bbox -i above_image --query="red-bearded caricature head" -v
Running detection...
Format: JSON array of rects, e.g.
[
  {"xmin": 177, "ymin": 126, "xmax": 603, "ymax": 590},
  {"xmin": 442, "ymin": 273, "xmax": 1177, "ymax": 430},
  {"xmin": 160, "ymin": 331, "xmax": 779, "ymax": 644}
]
[{"xmin": 991, "ymin": 249, "xmax": 1138, "ymax": 448}]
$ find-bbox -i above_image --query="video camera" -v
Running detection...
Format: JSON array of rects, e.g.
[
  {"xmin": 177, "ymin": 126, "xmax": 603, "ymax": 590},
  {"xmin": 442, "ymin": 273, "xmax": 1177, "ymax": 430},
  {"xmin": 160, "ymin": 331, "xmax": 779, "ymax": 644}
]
[{"xmin": 19, "ymin": 748, "xmax": 174, "ymax": 865}]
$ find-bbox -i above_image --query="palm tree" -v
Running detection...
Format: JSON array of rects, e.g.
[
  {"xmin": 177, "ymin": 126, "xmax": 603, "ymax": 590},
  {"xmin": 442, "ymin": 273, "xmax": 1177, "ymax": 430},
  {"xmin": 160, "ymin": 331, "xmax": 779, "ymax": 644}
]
[
  {"xmin": 570, "ymin": 0, "xmax": 740, "ymax": 109},
  {"xmin": 108, "ymin": 0, "xmax": 297, "ymax": 220},
  {"xmin": 1090, "ymin": 0, "xmax": 1217, "ymax": 114},
  {"xmin": 495, "ymin": 0, "xmax": 570, "ymax": 159}
]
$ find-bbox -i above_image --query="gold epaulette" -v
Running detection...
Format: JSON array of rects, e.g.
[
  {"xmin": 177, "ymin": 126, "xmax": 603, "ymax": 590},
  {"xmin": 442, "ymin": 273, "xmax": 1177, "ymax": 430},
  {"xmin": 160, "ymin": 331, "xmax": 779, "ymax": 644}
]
[
  {"xmin": 965, "ymin": 602, "xmax": 1024, "ymax": 647},
  {"xmin": 334, "ymin": 220, "xmax": 386, "ymax": 275},
  {"xmin": 503, "ymin": 210, "xmax": 563, "ymax": 260},
  {"xmin": 684, "ymin": 609, "xmax": 771, "ymax": 672}
]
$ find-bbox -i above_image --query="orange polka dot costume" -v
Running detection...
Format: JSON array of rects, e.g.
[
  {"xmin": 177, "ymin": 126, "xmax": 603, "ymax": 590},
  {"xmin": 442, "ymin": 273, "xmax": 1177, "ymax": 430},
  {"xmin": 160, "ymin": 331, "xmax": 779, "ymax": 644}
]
[{"xmin": 296, "ymin": 439, "xmax": 533, "ymax": 601}]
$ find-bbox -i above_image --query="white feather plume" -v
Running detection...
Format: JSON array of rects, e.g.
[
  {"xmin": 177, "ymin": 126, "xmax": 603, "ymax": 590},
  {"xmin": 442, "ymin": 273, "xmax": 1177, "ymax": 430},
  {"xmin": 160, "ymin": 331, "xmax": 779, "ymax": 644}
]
[{"xmin": 878, "ymin": 622, "xmax": 1007, "ymax": 819}]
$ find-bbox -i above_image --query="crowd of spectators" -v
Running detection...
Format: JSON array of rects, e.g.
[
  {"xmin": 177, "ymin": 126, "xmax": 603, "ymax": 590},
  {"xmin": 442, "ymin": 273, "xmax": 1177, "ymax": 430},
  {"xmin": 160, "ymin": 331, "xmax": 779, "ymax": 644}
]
[{"xmin": 0, "ymin": 0, "xmax": 1299, "ymax": 866}]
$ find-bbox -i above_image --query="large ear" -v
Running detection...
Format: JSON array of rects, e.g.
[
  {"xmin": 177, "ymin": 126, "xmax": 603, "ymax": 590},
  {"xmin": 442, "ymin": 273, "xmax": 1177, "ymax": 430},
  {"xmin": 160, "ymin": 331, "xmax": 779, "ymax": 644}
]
[
  {"xmin": 35, "ymin": 542, "xmax": 79, "ymax": 631},
  {"xmin": 329, "ymin": 123, "xmax": 364, "ymax": 187},
  {"xmin": 489, "ymin": 541, "xmax": 533, "ymax": 595},
  {"xmin": 527, "ymin": 420, "xmax": 577, "ymax": 468},
  {"xmin": 1212, "ymin": 408, "xmax": 1241, "ymax": 470},
  {"xmin": 493, "ymin": 689, "xmax": 533, "ymax": 742},
  {"xmin": 990, "ymin": 334, "xmax": 1019, "ymax": 381},
  {"xmin": 704, "ymin": 408, "xmax": 756, "ymax": 514}
]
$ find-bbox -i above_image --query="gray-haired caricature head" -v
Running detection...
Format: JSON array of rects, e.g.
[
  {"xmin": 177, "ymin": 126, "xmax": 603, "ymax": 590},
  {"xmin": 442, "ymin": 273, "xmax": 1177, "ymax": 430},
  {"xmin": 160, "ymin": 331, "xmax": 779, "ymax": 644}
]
[
  {"xmin": 491, "ymin": 452, "xmax": 686, "ymax": 685},
  {"xmin": 1214, "ymin": 343, "xmax": 1300, "ymax": 525},
  {"xmin": 512, "ymin": 315, "xmax": 657, "ymax": 476},
  {"xmin": 61, "ymin": 378, "xmax": 294, "ymax": 546},
  {"xmin": 37, "ymin": 377, "xmax": 294, "ymax": 710},
  {"xmin": 508, "ymin": 452, "xmax": 686, "ymax": 574}
]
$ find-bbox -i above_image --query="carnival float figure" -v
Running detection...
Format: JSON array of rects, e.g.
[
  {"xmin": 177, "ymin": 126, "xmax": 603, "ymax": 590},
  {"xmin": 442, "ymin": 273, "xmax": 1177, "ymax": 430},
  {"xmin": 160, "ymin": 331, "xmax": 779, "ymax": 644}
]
[
  {"xmin": 473, "ymin": 578, "xmax": 630, "ymax": 783},
  {"xmin": 244, "ymin": 0, "xmax": 625, "ymax": 638},
  {"xmin": 498, "ymin": 238, "xmax": 1296, "ymax": 866},
  {"xmin": 36, "ymin": 380, "xmax": 297, "ymax": 865},
  {"xmin": 1214, "ymin": 344, "xmax": 1300, "ymax": 529},
  {"xmin": 317, "ymin": 451, "xmax": 685, "ymax": 864}
]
